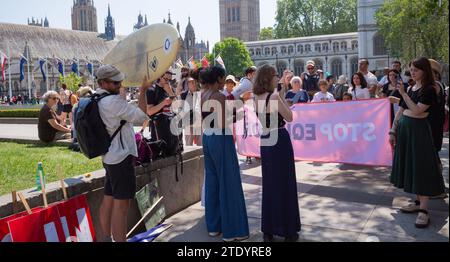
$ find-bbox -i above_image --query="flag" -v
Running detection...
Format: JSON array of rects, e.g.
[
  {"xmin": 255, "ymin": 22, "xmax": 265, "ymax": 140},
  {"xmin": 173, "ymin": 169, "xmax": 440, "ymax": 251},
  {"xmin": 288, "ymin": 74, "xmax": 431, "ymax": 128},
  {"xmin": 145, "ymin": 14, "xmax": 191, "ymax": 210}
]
[
  {"xmin": 71, "ymin": 60, "xmax": 78, "ymax": 74},
  {"xmin": 39, "ymin": 59, "xmax": 47, "ymax": 82},
  {"xmin": 57, "ymin": 59, "xmax": 64, "ymax": 76},
  {"xmin": 20, "ymin": 57, "xmax": 27, "ymax": 82},
  {"xmin": 0, "ymin": 52, "xmax": 7, "ymax": 82},
  {"xmin": 201, "ymin": 56, "xmax": 209, "ymax": 68},
  {"xmin": 188, "ymin": 57, "xmax": 197, "ymax": 70},
  {"xmin": 175, "ymin": 58, "xmax": 184, "ymax": 68},
  {"xmin": 87, "ymin": 62, "xmax": 93, "ymax": 75},
  {"xmin": 215, "ymin": 55, "xmax": 225, "ymax": 70}
]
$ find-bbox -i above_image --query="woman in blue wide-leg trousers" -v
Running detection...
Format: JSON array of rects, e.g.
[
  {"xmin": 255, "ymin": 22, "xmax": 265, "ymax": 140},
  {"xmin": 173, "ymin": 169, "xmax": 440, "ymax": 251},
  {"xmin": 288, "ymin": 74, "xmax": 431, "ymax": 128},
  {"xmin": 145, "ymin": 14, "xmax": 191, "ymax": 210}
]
[{"xmin": 203, "ymin": 129, "xmax": 249, "ymax": 240}]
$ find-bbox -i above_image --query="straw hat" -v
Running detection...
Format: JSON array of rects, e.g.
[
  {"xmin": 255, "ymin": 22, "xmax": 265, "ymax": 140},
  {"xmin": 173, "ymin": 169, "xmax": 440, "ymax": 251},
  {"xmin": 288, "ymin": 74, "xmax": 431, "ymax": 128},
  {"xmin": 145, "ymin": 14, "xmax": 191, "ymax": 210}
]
[
  {"xmin": 429, "ymin": 59, "xmax": 442, "ymax": 75},
  {"xmin": 225, "ymin": 75, "xmax": 239, "ymax": 85}
]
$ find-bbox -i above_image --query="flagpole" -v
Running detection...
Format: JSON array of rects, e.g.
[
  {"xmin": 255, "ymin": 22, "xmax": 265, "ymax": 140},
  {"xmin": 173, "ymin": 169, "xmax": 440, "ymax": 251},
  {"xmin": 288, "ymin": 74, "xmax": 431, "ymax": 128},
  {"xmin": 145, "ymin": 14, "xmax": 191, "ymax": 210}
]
[
  {"xmin": 26, "ymin": 46, "xmax": 32, "ymax": 99},
  {"xmin": 7, "ymin": 44, "xmax": 12, "ymax": 99}
]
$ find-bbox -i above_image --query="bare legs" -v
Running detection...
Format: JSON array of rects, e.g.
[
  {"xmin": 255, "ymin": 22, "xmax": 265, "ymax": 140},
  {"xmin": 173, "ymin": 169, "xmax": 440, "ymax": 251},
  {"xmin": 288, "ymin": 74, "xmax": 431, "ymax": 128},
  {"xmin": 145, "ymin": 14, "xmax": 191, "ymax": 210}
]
[{"xmin": 100, "ymin": 196, "xmax": 131, "ymax": 242}]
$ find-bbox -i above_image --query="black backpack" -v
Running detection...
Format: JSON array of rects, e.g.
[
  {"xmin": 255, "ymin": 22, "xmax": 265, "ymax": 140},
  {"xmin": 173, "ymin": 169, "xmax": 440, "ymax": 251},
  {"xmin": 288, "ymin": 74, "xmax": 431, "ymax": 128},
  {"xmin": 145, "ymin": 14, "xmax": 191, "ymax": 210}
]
[
  {"xmin": 75, "ymin": 93, "xmax": 126, "ymax": 159},
  {"xmin": 152, "ymin": 113, "xmax": 183, "ymax": 157}
]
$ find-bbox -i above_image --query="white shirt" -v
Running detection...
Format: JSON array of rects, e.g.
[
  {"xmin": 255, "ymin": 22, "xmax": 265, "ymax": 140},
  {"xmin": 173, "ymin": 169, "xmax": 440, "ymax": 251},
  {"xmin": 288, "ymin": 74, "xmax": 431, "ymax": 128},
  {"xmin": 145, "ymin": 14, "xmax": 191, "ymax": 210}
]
[
  {"xmin": 312, "ymin": 92, "xmax": 336, "ymax": 103},
  {"xmin": 348, "ymin": 86, "xmax": 371, "ymax": 100},
  {"xmin": 231, "ymin": 77, "xmax": 253, "ymax": 98},
  {"xmin": 97, "ymin": 89, "xmax": 149, "ymax": 165},
  {"xmin": 363, "ymin": 72, "xmax": 379, "ymax": 86}
]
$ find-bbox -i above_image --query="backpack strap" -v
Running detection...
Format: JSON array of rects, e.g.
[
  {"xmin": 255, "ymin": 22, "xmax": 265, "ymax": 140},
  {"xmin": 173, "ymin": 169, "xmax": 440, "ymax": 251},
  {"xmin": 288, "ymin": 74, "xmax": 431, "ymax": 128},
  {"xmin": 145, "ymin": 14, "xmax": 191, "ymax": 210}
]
[{"xmin": 94, "ymin": 93, "xmax": 128, "ymax": 148}]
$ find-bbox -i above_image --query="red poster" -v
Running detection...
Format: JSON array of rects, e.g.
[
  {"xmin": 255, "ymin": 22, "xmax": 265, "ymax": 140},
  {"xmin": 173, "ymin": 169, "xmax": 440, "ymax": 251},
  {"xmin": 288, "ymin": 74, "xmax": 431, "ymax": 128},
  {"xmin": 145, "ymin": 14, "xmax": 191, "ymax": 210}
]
[
  {"xmin": 8, "ymin": 206, "xmax": 66, "ymax": 242},
  {"xmin": 0, "ymin": 208, "xmax": 42, "ymax": 242},
  {"xmin": 55, "ymin": 195, "xmax": 96, "ymax": 242}
]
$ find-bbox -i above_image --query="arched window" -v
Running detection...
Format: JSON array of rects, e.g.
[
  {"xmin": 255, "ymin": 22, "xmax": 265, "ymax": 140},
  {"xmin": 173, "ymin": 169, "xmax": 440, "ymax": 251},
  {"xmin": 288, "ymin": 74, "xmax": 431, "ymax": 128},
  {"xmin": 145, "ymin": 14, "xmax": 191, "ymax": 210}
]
[
  {"xmin": 313, "ymin": 59, "xmax": 324, "ymax": 70},
  {"xmin": 331, "ymin": 59, "xmax": 343, "ymax": 77},
  {"xmin": 297, "ymin": 45, "xmax": 303, "ymax": 54},
  {"xmin": 272, "ymin": 47, "xmax": 277, "ymax": 55},
  {"xmin": 265, "ymin": 47, "xmax": 270, "ymax": 56},
  {"xmin": 294, "ymin": 59, "xmax": 305, "ymax": 76},
  {"xmin": 351, "ymin": 41, "xmax": 358, "ymax": 51},
  {"xmin": 322, "ymin": 43, "xmax": 329, "ymax": 52},
  {"xmin": 333, "ymin": 42, "xmax": 339, "ymax": 52},
  {"xmin": 341, "ymin": 42, "xmax": 347, "ymax": 51},
  {"xmin": 256, "ymin": 48, "xmax": 261, "ymax": 56},
  {"xmin": 288, "ymin": 46, "xmax": 294, "ymax": 55},
  {"xmin": 276, "ymin": 60, "xmax": 288, "ymax": 75},
  {"xmin": 373, "ymin": 33, "xmax": 387, "ymax": 56},
  {"xmin": 249, "ymin": 49, "xmax": 255, "ymax": 56},
  {"xmin": 281, "ymin": 46, "xmax": 287, "ymax": 55},
  {"xmin": 305, "ymin": 44, "xmax": 311, "ymax": 53},
  {"xmin": 314, "ymin": 43, "xmax": 321, "ymax": 53},
  {"xmin": 351, "ymin": 57, "xmax": 359, "ymax": 75}
]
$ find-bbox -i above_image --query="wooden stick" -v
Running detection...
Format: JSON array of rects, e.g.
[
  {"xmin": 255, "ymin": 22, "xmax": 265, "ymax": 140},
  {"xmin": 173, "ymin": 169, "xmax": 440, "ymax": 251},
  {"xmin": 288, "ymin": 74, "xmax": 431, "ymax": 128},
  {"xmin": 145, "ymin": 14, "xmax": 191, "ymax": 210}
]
[
  {"xmin": 12, "ymin": 191, "xmax": 18, "ymax": 214},
  {"xmin": 40, "ymin": 173, "xmax": 48, "ymax": 208},
  {"xmin": 126, "ymin": 197, "xmax": 164, "ymax": 239},
  {"xmin": 57, "ymin": 165, "xmax": 68, "ymax": 200},
  {"xmin": 18, "ymin": 192, "xmax": 32, "ymax": 215},
  {"xmin": 60, "ymin": 180, "xmax": 68, "ymax": 200}
]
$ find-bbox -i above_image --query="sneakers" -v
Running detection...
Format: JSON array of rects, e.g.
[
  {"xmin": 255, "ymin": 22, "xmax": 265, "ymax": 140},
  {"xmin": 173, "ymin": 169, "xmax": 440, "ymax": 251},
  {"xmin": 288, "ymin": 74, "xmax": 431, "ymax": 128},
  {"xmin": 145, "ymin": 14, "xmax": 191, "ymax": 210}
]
[
  {"xmin": 430, "ymin": 193, "xmax": 448, "ymax": 200},
  {"xmin": 208, "ymin": 232, "xmax": 221, "ymax": 237},
  {"xmin": 400, "ymin": 200, "xmax": 421, "ymax": 214},
  {"xmin": 263, "ymin": 234, "xmax": 274, "ymax": 242},
  {"xmin": 223, "ymin": 235, "xmax": 249, "ymax": 242},
  {"xmin": 284, "ymin": 233, "xmax": 299, "ymax": 242},
  {"xmin": 415, "ymin": 210, "xmax": 430, "ymax": 229}
]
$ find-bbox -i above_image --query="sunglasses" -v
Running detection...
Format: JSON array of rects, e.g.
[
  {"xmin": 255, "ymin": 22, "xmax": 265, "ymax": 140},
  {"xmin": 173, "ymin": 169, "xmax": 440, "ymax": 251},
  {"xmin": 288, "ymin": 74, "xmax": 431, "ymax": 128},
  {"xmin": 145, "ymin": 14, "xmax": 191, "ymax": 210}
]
[
  {"xmin": 106, "ymin": 80, "xmax": 122, "ymax": 86},
  {"xmin": 307, "ymin": 68, "xmax": 314, "ymax": 70}
]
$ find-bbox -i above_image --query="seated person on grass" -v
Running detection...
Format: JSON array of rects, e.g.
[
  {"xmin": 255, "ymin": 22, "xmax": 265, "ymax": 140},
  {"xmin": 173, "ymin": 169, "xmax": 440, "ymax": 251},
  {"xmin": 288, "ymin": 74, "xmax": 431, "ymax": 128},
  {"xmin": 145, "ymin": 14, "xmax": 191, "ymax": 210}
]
[{"xmin": 38, "ymin": 91, "xmax": 71, "ymax": 143}]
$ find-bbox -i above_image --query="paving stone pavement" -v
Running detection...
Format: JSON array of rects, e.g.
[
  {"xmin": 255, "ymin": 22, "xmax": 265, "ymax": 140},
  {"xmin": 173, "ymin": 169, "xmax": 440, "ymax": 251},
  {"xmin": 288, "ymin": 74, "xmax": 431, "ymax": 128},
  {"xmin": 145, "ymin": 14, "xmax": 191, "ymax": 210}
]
[
  {"xmin": 156, "ymin": 137, "xmax": 449, "ymax": 242},
  {"xmin": 0, "ymin": 124, "xmax": 448, "ymax": 242}
]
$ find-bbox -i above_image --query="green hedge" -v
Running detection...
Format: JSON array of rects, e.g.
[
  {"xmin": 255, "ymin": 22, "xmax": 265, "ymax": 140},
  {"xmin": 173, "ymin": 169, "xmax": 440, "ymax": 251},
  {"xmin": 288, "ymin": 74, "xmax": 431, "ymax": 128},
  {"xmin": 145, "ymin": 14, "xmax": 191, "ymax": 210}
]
[{"xmin": 0, "ymin": 109, "xmax": 41, "ymax": 118}]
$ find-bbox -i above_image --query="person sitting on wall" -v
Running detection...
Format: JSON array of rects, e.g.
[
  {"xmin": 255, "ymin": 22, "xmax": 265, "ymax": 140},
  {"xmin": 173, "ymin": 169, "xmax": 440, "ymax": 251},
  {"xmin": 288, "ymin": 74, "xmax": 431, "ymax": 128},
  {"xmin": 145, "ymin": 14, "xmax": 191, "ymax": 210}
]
[{"xmin": 38, "ymin": 91, "xmax": 72, "ymax": 143}]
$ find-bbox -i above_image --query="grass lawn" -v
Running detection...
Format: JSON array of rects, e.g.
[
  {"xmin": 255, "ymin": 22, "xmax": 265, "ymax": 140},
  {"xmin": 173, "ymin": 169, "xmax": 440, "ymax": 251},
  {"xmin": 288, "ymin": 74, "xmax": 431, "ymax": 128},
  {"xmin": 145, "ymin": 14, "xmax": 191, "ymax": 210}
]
[{"xmin": 0, "ymin": 142, "xmax": 103, "ymax": 196}]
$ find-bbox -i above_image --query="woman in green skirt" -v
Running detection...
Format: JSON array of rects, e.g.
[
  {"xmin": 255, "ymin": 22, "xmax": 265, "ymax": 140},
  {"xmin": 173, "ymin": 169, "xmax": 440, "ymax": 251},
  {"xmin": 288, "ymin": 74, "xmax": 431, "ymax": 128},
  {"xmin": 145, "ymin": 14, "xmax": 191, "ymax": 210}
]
[{"xmin": 389, "ymin": 57, "xmax": 445, "ymax": 229}]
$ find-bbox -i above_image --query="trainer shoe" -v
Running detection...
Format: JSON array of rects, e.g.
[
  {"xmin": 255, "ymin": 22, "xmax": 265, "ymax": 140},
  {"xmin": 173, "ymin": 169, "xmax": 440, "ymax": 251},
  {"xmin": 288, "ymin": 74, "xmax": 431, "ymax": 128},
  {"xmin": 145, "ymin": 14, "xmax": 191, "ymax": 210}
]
[
  {"xmin": 223, "ymin": 235, "xmax": 249, "ymax": 242},
  {"xmin": 415, "ymin": 210, "xmax": 430, "ymax": 229},
  {"xmin": 400, "ymin": 200, "xmax": 421, "ymax": 214},
  {"xmin": 208, "ymin": 232, "xmax": 221, "ymax": 237}
]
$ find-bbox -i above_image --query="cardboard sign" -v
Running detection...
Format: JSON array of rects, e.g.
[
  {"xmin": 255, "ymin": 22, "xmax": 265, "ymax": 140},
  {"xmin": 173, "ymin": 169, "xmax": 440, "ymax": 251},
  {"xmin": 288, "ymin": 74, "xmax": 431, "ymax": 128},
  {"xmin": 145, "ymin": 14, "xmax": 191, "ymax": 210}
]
[
  {"xmin": 55, "ymin": 195, "xmax": 96, "ymax": 242},
  {"xmin": 0, "ymin": 208, "xmax": 42, "ymax": 242},
  {"xmin": 135, "ymin": 180, "xmax": 166, "ymax": 231},
  {"xmin": 5, "ymin": 195, "xmax": 95, "ymax": 242},
  {"xmin": 8, "ymin": 206, "xmax": 66, "ymax": 242}
]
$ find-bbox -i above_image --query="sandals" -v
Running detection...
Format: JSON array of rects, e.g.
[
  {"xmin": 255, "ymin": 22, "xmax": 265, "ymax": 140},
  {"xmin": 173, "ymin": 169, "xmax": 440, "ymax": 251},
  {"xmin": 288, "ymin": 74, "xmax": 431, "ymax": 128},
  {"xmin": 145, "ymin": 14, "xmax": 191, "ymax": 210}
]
[{"xmin": 415, "ymin": 210, "xmax": 430, "ymax": 229}]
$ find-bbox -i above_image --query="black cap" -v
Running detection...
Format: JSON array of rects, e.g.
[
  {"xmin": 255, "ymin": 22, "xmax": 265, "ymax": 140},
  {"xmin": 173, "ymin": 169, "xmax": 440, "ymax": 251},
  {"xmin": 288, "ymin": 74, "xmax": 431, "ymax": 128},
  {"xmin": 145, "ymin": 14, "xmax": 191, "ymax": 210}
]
[{"xmin": 245, "ymin": 66, "xmax": 257, "ymax": 75}]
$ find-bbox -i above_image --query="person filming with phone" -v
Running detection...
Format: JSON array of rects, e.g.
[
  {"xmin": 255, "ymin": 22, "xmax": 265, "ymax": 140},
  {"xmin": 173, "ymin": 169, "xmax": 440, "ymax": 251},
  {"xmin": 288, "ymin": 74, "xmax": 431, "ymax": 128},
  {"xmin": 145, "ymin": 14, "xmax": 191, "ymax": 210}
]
[{"xmin": 146, "ymin": 70, "xmax": 177, "ymax": 140}]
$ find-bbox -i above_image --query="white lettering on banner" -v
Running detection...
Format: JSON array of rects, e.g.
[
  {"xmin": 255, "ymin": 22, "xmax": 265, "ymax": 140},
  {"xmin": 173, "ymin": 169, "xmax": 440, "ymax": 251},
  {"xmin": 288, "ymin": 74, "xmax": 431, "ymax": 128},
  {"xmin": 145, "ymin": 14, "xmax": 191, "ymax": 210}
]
[
  {"xmin": 75, "ymin": 208, "xmax": 93, "ymax": 242},
  {"xmin": 320, "ymin": 123, "xmax": 376, "ymax": 142},
  {"xmin": 363, "ymin": 123, "xmax": 377, "ymax": 142},
  {"xmin": 60, "ymin": 216, "xmax": 72, "ymax": 242},
  {"xmin": 44, "ymin": 222, "xmax": 60, "ymax": 242},
  {"xmin": 1, "ymin": 234, "xmax": 11, "ymax": 242}
]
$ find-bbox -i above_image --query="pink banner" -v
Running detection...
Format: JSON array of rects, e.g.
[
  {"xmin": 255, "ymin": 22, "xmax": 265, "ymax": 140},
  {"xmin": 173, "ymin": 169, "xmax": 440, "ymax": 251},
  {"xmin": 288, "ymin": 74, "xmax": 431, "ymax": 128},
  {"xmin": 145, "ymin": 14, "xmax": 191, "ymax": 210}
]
[{"xmin": 236, "ymin": 99, "xmax": 393, "ymax": 167}]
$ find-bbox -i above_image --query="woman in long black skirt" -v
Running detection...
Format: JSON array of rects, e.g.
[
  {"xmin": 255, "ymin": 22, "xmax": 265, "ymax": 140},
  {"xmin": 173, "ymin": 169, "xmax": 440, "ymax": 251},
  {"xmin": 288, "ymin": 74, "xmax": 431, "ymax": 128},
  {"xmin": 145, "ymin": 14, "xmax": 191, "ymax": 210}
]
[
  {"xmin": 389, "ymin": 57, "xmax": 445, "ymax": 229},
  {"xmin": 253, "ymin": 65, "xmax": 301, "ymax": 242}
]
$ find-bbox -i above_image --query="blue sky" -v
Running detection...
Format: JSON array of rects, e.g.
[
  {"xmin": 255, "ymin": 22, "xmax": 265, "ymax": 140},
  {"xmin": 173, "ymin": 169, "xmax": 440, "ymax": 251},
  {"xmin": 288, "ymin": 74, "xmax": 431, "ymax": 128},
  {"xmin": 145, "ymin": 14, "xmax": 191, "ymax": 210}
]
[{"xmin": 0, "ymin": 0, "xmax": 277, "ymax": 46}]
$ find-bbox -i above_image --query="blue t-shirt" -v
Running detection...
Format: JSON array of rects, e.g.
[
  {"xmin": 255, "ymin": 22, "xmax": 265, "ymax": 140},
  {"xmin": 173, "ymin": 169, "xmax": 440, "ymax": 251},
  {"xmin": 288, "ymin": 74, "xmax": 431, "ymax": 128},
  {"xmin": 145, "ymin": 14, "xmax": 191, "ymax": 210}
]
[{"xmin": 285, "ymin": 90, "xmax": 309, "ymax": 104}]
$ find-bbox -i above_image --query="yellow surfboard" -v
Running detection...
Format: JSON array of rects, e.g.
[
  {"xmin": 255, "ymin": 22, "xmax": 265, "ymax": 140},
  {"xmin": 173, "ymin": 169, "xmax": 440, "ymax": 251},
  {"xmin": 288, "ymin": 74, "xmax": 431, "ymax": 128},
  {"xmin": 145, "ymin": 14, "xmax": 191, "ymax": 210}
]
[{"xmin": 103, "ymin": 23, "xmax": 181, "ymax": 87}]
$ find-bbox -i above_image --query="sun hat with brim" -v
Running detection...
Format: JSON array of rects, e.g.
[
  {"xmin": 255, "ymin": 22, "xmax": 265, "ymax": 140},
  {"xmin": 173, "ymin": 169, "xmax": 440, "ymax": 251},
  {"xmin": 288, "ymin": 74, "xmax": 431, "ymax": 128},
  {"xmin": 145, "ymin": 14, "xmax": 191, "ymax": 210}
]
[
  {"xmin": 225, "ymin": 75, "xmax": 239, "ymax": 85},
  {"xmin": 429, "ymin": 59, "xmax": 442, "ymax": 75},
  {"xmin": 96, "ymin": 65, "xmax": 125, "ymax": 81}
]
